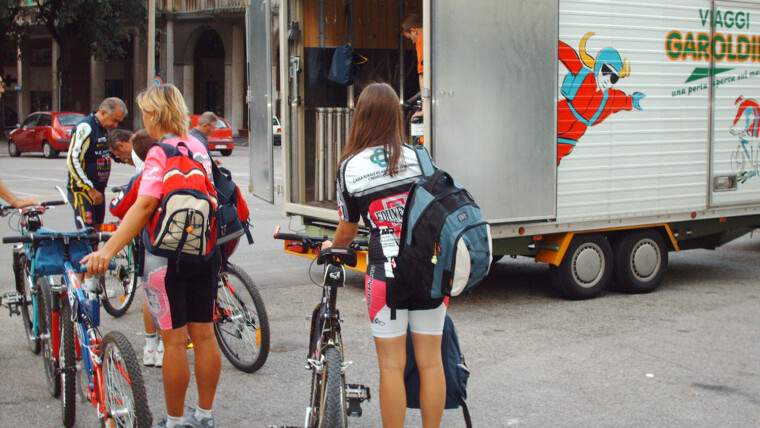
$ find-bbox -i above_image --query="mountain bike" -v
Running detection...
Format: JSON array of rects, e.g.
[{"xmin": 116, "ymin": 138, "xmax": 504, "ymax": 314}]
[
  {"xmin": 0, "ymin": 198, "xmax": 67, "ymax": 355},
  {"xmin": 274, "ymin": 230, "xmax": 371, "ymax": 428},
  {"xmin": 214, "ymin": 260, "xmax": 271, "ymax": 373},
  {"xmin": 3, "ymin": 230, "xmax": 152, "ymax": 427}
]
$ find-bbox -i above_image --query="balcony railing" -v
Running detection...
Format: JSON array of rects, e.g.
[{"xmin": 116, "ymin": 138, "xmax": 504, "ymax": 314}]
[{"xmin": 159, "ymin": 0, "xmax": 249, "ymax": 14}]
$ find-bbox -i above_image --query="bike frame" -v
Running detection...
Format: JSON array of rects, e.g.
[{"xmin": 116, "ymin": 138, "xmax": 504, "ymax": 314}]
[
  {"xmin": 62, "ymin": 259, "xmax": 111, "ymax": 417},
  {"xmin": 310, "ymin": 263, "xmax": 345, "ymax": 360}
]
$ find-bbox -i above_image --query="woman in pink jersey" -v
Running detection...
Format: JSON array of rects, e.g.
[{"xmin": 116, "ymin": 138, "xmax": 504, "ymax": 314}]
[
  {"xmin": 323, "ymin": 83, "xmax": 447, "ymax": 428},
  {"xmin": 82, "ymin": 84, "xmax": 220, "ymax": 428}
]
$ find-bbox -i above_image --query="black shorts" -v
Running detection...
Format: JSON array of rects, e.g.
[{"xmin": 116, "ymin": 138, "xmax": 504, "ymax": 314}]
[
  {"xmin": 143, "ymin": 252, "xmax": 220, "ymax": 330},
  {"xmin": 68, "ymin": 189, "xmax": 106, "ymax": 228}
]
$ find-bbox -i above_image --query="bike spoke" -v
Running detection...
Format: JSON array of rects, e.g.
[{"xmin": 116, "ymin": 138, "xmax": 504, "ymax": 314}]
[{"xmin": 104, "ymin": 345, "xmax": 136, "ymax": 428}]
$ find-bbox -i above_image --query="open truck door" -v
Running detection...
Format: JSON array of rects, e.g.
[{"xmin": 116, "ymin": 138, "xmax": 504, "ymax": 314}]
[
  {"xmin": 246, "ymin": 0, "xmax": 274, "ymax": 203},
  {"xmin": 428, "ymin": 0, "xmax": 559, "ymax": 222}
]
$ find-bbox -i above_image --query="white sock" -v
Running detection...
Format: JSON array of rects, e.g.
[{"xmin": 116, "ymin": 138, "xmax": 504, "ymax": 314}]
[
  {"xmin": 195, "ymin": 406, "xmax": 213, "ymax": 420},
  {"xmin": 145, "ymin": 333, "xmax": 158, "ymax": 349},
  {"xmin": 165, "ymin": 415, "xmax": 184, "ymax": 428}
]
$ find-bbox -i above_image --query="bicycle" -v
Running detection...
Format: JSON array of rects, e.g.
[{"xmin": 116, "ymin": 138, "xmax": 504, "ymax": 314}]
[
  {"xmin": 214, "ymin": 259, "xmax": 271, "ymax": 373},
  {"xmin": 0, "ymin": 197, "xmax": 67, "ymax": 356},
  {"xmin": 3, "ymin": 230, "xmax": 152, "ymax": 427},
  {"xmin": 729, "ymin": 128, "xmax": 760, "ymax": 182},
  {"xmin": 274, "ymin": 229, "xmax": 371, "ymax": 428}
]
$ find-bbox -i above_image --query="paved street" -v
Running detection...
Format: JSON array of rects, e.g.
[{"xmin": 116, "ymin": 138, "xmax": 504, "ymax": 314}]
[{"xmin": 0, "ymin": 142, "xmax": 758, "ymax": 427}]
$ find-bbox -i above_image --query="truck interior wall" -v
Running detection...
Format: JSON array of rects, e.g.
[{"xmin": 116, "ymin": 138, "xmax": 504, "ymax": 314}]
[{"xmin": 296, "ymin": 0, "xmax": 422, "ymax": 204}]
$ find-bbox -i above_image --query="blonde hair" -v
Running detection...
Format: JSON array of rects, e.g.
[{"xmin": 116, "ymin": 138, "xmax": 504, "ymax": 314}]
[{"xmin": 136, "ymin": 84, "xmax": 190, "ymax": 138}]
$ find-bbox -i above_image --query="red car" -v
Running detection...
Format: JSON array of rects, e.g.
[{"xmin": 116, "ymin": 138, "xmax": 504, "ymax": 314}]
[
  {"xmin": 189, "ymin": 114, "xmax": 235, "ymax": 156},
  {"xmin": 8, "ymin": 111, "xmax": 84, "ymax": 158}
]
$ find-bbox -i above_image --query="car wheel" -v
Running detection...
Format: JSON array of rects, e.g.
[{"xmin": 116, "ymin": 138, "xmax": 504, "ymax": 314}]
[
  {"xmin": 42, "ymin": 141, "xmax": 59, "ymax": 159},
  {"xmin": 8, "ymin": 140, "xmax": 20, "ymax": 157},
  {"xmin": 220, "ymin": 149, "xmax": 233, "ymax": 157}
]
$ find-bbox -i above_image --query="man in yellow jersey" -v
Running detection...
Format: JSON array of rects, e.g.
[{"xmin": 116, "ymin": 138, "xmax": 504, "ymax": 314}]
[{"xmin": 66, "ymin": 97, "xmax": 126, "ymax": 229}]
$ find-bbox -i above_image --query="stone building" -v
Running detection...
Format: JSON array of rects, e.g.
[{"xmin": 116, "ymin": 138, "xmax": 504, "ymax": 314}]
[{"xmin": 1, "ymin": 0, "xmax": 258, "ymax": 135}]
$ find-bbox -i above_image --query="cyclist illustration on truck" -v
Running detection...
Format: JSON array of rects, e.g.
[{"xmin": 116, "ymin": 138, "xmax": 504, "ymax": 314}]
[
  {"xmin": 557, "ymin": 32, "xmax": 647, "ymax": 165},
  {"xmin": 729, "ymin": 96, "xmax": 760, "ymax": 183}
]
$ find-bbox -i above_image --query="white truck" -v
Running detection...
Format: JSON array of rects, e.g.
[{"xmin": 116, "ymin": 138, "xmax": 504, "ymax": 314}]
[{"xmin": 246, "ymin": 0, "xmax": 760, "ymax": 299}]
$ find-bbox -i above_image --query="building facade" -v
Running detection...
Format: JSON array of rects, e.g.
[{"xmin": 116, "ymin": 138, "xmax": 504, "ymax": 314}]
[{"xmin": 2, "ymin": 0, "xmax": 258, "ymax": 135}]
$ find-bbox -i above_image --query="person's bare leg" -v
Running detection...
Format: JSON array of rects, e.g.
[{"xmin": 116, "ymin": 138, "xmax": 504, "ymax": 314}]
[
  {"xmin": 374, "ymin": 336, "xmax": 408, "ymax": 428},
  {"xmin": 160, "ymin": 326, "xmax": 191, "ymax": 417},
  {"xmin": 411, "ymin": 333, "xmax": 445, "ymax": 428},
  {"xmin": 143, "ymin": 301, "xmax": 157, "ymax": 334},
  {"xmin": 187, "ymin": 322, "xmax": 221, "ymax": 410}
]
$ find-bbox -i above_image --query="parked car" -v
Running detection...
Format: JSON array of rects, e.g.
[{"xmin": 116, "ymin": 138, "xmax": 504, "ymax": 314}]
[
  {"xmin": 8, "ymin": 111, "xmax": 84, "ymax": 158},
  {"xmin": 273, "ymin": 115, "xmax": 282, "ymax": 146},
  {"xmin": 190, "ymin": 114, "xmax": 234, "ymax": 156}
]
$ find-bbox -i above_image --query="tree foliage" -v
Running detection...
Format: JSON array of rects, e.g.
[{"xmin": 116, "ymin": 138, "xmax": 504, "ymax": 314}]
[{"xmin": 30, "ymin": 0, "xmax": 146, "ymax": 61}]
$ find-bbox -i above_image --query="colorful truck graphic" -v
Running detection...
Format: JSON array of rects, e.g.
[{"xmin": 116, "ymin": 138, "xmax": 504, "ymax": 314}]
[
  {"xmin": 730, "ymin": 96, "xmax": 760, "ymax": 182},
  {"xmin": 557, "ymin": 32, "xmax": 646, "ymax": 165}
]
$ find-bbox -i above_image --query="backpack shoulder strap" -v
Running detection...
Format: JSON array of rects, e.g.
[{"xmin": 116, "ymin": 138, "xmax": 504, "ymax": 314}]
[{"xmin": 412, "ymin": 144, "xmax": 435, "ymax": 177}]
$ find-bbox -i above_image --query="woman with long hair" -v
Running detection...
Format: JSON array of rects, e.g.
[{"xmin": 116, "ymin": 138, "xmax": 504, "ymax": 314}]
[
  {"xmin": 323, "ymin": 82, "xmax": 447, "ymax": 427},
  {"xmin": 82, "ymin": 84, "xmax": 221, "ymax": 428}
]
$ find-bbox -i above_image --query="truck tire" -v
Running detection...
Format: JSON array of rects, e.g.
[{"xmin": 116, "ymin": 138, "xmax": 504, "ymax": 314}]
[
  {"xmin": 549, "ymin": 234, "xmax": 613, "ymax": 300},
  {"xmin": 613, "ymin": 230, "xmax": 667, "ymax": 294}
]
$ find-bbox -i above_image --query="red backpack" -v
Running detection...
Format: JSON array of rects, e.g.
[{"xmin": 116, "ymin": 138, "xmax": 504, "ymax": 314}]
[{"xmin": 144, "ymin": 142, "xmax": 218, "ymax": 260}]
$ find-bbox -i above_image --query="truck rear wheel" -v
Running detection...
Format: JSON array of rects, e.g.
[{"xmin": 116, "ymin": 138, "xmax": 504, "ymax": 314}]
[
  {"xmin": 612, "ymin": 230, "xmax": 667, "ymax": 294},
  {"xmin": 549, "ymin": 234, "xmax": 612, "ymax": 300}
]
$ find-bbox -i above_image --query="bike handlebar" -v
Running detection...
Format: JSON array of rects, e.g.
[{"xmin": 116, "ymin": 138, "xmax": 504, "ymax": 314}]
[
  {"xmin": 2, "ymin": 232, "xmax": 112, "ymax": 244},
  {"xmin": 273, "ymin": 230, "xmax": 369, "ymax": 250},
  {"xmin": 0, "ymin": 199, "xmax": 67, "ymax": 212}
]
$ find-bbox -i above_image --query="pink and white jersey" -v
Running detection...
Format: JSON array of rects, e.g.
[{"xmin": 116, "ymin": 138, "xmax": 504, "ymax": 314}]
[
  {"xmin": 337, "ymin": 145, "xmax": 423, "ymax": 262},
  {"xmin": 138, "ymin": 134, "xmax": 213, "ymax": 200}
]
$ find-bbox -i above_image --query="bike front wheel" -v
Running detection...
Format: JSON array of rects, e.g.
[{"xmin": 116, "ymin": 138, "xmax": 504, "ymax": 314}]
[
  {"xmin": 39, "ymin": 282, "xmax": 61, "ymax": 397},
  {"xmin": 101, "ymin": 331, "xmax": 153, "ymax": 427},
  {"xmin": 101, "ymin": 242, "xmax": 139, "ymax": 318},
  {"xmin": 60, "ymin": 298, "xmax": 77, "ymax": 427},
  {"xmin": 213, "ymin": 263, "xmax": 270, "ymax": 373},
  {"xmin": 14, "ymin": 252, "xmax": 40, "ymax": 354},
  {"xmin": 320, "ymin": 346, "xmax": 348, "ymax": 428}
]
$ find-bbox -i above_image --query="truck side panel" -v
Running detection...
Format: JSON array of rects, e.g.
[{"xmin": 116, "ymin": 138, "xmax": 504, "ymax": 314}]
[{"xmin": 557, "ymin": 0, "xmax": 713, "ymax": 221}]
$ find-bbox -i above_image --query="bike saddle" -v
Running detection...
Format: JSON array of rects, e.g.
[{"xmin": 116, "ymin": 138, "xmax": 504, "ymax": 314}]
[{"xmin": 318, "ymin": 247, "xmax": 357, "ymax": 267}]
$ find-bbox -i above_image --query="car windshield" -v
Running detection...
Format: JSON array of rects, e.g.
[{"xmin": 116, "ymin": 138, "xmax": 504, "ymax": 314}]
[
  {"xmin": 216, "ymin": 119, "xmax": 228, "ymax": 129},
  {"xmin": 57, "ymin": 114, "xmax": 83, "ymax": 126}
]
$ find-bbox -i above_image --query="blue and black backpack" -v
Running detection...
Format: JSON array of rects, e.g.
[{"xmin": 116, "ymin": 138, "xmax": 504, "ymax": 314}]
[{"xmin": 392, "ymin": 145, "xmax": 492, "ymax": 307}]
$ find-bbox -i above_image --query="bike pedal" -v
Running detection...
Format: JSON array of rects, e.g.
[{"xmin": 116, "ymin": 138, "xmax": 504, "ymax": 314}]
[
  {"xmin": 346, "ymin": 384, "xmax": 371, "ymax": 417},
  {"xmin": 1, "ymin": 291, "xmax": 23, "ymax": 317}
]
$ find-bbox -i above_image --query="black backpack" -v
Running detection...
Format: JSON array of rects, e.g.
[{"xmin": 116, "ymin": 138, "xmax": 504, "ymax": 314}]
[
  {"xmin": 211, "ymin": 162, "xmax": 253, "ymax": 252},
  {"xmin": 405, "ymin": 314, "xmax": 472, "ymax": 427}
]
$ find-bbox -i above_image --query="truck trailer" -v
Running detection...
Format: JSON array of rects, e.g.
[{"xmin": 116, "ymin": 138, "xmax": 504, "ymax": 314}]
[{"xmin": 246, "ymin": 0, "xmax": 760, "ymax": 298}]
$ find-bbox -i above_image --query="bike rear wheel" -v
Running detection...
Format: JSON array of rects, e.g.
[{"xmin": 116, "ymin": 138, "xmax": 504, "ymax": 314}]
[
  {"xmin": 60, "ymin": 299, "xmax": 77, "ymax": 427},
  {"xmin": 14, "ymin": 252, "xmax": 40, "ymax": 354},
  {"xmin": 39, "ymin": 283, "xmax": 61, "ymax": 397},
  {"xmin": 320, "ymin": 346, "xmax": 348, "ymax": 428},
  {"xmin": 213, "ymin": 263, "xmax": 270, "ymax": 373},
  {"xmin": 101, "ymin": 331, "xmax": 153, "ymax": 427},
  {"xmin": 101, "ymin": 242, "xmax": 139, "ymax": 318}
]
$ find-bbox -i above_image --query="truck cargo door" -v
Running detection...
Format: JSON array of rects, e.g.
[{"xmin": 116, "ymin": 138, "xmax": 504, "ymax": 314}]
[
  {"xmin": 246, "ymin": 0, "xmax": 274, "ymax": 203},
  {"xmin": 710, "ymin": 1, "xmax": 760, "ymax": 206},
  {"xmin": 429, "ymin": 0, "xmax": 558, "ymax": 222}
]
